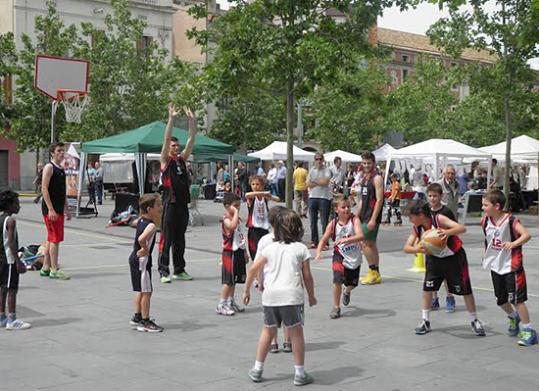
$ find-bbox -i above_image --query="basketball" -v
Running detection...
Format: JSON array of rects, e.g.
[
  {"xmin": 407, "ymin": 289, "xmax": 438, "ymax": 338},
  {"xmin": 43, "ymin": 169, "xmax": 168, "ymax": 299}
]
[{"xmin": 421, "ymin": 228, "xmax": 447, "ymax": 256}]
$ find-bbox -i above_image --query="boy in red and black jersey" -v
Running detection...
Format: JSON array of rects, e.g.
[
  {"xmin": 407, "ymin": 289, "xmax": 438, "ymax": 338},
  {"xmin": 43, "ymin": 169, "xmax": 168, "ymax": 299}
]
[{"xmin": 404, "ymin": 201, "xmax": 485, "ymax": 337}]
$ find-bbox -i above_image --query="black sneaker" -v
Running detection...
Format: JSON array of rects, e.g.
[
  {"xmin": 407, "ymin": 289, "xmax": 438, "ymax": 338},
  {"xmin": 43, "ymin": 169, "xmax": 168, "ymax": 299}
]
[
  {"xmin": 414, "ymin": 319, "xmax": 431, "ymax": 335},
  {"xmin": 137, "ymin": 319, "xmax": 164, "ymax": 333},
  {"xmin": 130, "ymin": 314, "xmax": 142, "ymax": 328},
  {"xmin": 342, "ymin": 292, "xmax": 351, "ymax": 306},
  {"xmin": 471, "ymin": 319, "xmax": 486, "ymax": 336}
]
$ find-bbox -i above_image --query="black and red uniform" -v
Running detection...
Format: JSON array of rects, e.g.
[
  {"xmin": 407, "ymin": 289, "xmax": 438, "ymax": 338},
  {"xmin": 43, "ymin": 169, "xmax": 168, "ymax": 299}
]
[
  {"xmin": 42, "ymin": 162, "xmax": 66, "ymax": 243},
  {"xmin": 417, "ymin": 214, "xmax": 472, "ymax": 295},
  {"xmin": 246, "ymin": 197, "xmax": 270, "ymax": 260},
  {"xmin": 158, "ymin": 156, "xmax": 190, "ymax": 277},
  {"xmin": 221, "ymin": 217, "xmax": 246, "ymax": 286},
  {"xmin": 358, "ymin": 171, "xmax": 382, "ymax": 225}
]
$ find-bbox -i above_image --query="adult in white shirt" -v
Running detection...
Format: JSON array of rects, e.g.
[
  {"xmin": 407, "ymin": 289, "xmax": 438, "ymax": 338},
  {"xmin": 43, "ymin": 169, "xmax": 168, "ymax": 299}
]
[
  {"xmin": 267, "ymin": 164, "xmax": 277, "ymax": 196},
  {"xmin": 307, "ymin": 153, "xmax": 332, "ymax": 248}
]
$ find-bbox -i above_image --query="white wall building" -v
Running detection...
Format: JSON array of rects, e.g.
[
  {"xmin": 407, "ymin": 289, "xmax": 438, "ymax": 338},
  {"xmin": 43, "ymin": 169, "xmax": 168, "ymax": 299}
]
[{"xmin": 0, "ymin": 0, "xmax": 175, "ymax": 190}]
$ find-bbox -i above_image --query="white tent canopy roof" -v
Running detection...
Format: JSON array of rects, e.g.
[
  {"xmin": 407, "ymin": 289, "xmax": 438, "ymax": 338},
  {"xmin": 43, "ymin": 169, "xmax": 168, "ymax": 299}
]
[
  {"xmin": 479, "ymin": 135, "xmax": 539, "ymax": 161},
  {"xmin": 373, "ymin": 143, "xmax": 396, "ymax": 161},
  {"xmin": 248, "ymin": 141, "xmax": 315, "ymax": 161},
  {"xmin": 324, "ymin": 150, "xmax": 362, "ymax": 163},
  {"xmin": 390, "ymin": 138, "xmax": 491, "ymax": 159}
]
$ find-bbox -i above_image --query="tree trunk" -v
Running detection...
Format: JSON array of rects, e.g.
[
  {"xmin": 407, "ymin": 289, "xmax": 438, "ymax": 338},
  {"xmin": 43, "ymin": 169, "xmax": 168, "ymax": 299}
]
[{"xmin": 285, "ymin": 78, "xmax": 295, "ymax": 209}]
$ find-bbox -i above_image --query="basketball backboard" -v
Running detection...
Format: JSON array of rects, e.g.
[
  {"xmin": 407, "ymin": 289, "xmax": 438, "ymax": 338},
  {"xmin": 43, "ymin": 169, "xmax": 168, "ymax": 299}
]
[{"xmin": 34, "ymin": 55, "xmax": 90, "ymax": 100}]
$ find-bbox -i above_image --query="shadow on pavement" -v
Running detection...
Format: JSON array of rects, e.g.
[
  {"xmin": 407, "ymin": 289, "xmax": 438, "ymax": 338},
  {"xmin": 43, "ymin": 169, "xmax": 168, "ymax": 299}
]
[
  {"xmin": 342, "ymin": 306, "xmax": 396, "ymax": 319},
  {"xmin": 160, "ymin": 320, "xmax": 218, "ymax": 332},
  {"xmin": 32, "ymin": 317, "xmax": 82, "ymax": 327},
  {"xmin": 309, "ymin": 366, "xmax": 364, "ymax": 386},
  {"xmin": 305, "ymin": 341, "xmax": 346, "ymax": 352}
]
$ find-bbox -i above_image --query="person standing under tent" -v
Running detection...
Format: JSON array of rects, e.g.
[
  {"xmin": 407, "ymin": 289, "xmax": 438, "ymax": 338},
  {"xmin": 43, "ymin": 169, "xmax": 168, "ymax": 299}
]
[
  {"xmin": 307, "ymin": 153, "xmax": 332, "ymax": 249},
  {"xmin": 356, "ymin": 152, "xmax": 384, "ymax": 285},
  {"xmin": 95, "ymin": 162, "xmax": 104, "ymax": 205},
  {"xmin": 158, "ymin": 103, "xmax": 197, "ymax": 284},
  {"xmin": 40, "ymin": 143, "xmax": 71, "ymax": 280},
  {"xmin": 267, "ymin": 164, "xmax": 277, "ymax": 196},
  {"xmin": 329, "ymin": 157, "xmax": 346, "ymax": 194},
  {"xmin": 437, "ymin": 165, "xmax": 459, "ymax": 221},
  {"xmin": 293, "ymin": 162, "xmax": 308, "ymax": 218},
  {"xmin": 276, "ymin": 161, "xmax": 287, "ymax": 202}
]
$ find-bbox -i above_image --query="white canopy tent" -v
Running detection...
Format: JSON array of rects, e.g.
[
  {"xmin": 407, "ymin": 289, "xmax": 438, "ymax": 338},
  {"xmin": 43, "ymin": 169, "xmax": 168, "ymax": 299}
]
[
  {"xmin": 479, "ymin": 135, "xmax": 539, "ymax": 161},
  {"xmin": 324, "ymin": 150, "xmax": 362, "ymax": 163},
  {"xmin": 373, "ymin": 143, "xmax": 396, "ymax": 162},
  {"xmin": 248, "ymin": 141, "xmax": 315, "ymax": 162},
  {"xmin": 386, "ymin": 138, "xmax": 493, "ymax": 185}
]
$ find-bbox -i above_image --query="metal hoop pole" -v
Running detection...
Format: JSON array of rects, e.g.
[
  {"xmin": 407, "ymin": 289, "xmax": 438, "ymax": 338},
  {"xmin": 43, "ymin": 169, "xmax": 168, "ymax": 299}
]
[{"xmin": 51, "ymin": 100, "xmax": 59, "ymax": 143}]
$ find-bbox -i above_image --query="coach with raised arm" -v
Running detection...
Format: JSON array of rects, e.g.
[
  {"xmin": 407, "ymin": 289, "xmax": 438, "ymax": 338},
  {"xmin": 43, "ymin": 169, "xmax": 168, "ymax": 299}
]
[{"xmin": 158, "ymin": 104, "xmax": 197, "ymax": 283}]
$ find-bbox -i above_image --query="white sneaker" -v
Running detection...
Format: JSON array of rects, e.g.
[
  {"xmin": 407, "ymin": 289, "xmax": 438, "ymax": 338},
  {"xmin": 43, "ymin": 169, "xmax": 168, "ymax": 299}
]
[
  {"xmin": 216, "ymin": 303, "xmax": 235, "ymax": 316},
  {"xmin": 6, "ymin": 319, "xmax": 31, "ymax": 330}
]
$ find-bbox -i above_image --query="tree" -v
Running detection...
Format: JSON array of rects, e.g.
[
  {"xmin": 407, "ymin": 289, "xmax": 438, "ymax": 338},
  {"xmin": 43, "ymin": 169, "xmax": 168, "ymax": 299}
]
[
  {"xmin": 427, "ymin": 0, "xmax": 539, "ymax": 205},
  {"xmin": 0, "ymin": 32, "xmax": 17, "ymax": 130},
  {"xmin": 308, "ymin": 61, "xmax": 387, "ymax": 152},
  {"xmin": 381, "ymin": 57, "xmax": 460, "ymax": 144},
  {"xmin": 189, "ymin": 0, "xmax": 411, "ymax": 208}
]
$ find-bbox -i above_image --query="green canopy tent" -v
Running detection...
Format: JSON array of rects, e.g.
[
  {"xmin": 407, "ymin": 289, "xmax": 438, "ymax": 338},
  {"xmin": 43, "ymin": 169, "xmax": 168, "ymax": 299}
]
[
  {"xmin": 193, "ymin": 152, "xmax": 260, "ymax": 163},
  {"xmin": 77, "ymin": 121, "xmax": 234, "ymax": 216}
]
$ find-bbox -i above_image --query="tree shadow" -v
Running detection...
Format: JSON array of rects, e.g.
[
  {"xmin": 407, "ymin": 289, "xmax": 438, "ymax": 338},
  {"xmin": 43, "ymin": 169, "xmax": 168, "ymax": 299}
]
[
  {"xmin": 342, "ymin": 306, "xmax": 396, "ymax": 319},
  {"xmin": 32, "ymin": 317, "xmax": 82, "ymax": 327},
  {"xmin": 308, "ymin": 366, "xmax": 364, "ymax": 386},
  {"xmin": 160, "ymin": 320, "xmax": 218, "ymax": 332},
  {"xmin": 434, "ymin": 324, "xmax": 502, "ymax": 339},
  {"xmin": 305, "ymin": 340, "xmax": 346, "ymax": 352}
]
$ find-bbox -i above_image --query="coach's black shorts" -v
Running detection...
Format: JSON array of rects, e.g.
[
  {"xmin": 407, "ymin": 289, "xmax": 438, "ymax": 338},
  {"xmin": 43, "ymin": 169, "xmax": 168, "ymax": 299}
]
[
  {"xmin": 0, "ymin": 261, "xmax": 19, "ymax": 291},
  {"xmin": 222, "ymin": 249, "xmax": 246, "ymax": 286},
  {"xmin": 129, "ymin": 256, "xmax": 153, "ymax": 293},
  {"xmin": 491, "ymin": 269, "xmax": 527, "ymax": 306},
  {"xmin": 423, "ymin": 248, "xmax": 472, "ymax": 295},
  {"xmin": 332, "ymin": 253, "xmax": 360, "ymax": 287}
]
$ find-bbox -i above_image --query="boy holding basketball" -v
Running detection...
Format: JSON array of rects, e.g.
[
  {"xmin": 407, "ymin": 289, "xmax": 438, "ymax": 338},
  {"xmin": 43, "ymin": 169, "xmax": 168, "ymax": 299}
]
[
  {"xmin": 481, "ymin": 190, "xmax": 536, "ymax": 346},
  {"xmin": 427, "ymin": 183, "xmax": 456, "ymax": 313},
  {"xmin": 404, "ymin": 201, "xmax": 485, "ymax": 336}
]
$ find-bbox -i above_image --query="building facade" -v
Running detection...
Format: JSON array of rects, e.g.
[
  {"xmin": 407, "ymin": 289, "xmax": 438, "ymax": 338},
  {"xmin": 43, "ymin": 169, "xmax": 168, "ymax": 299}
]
[{"xmin": 0, "ymin": 0, "xmax": 175, "ymax": 190}]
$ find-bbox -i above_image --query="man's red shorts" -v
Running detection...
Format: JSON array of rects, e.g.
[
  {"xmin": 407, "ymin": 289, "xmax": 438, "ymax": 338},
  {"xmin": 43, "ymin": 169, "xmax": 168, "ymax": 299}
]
[{"xmin": 43, "ymin": 214, "xmax": 65, "ymax": 243}]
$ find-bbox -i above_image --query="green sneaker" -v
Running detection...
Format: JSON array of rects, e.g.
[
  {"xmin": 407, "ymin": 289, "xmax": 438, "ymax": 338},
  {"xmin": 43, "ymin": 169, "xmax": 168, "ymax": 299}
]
[
  {"xmin": 49, "ymin": 269, "xmax": 70, "ymax": 280},
  {"xmin": 160, "ymin": 275, "xmax": 171, "ymax": 284},
  {"xmin": 172, "ymin": 272, "xmax": 193, "ymax": 281},
  {"xmin": 39, "ymin": 269, "xmax": 50, "ymax": 277},
  {"xmin": 517, "ymin": 328, "xmax": 538, "ymax": 347}
]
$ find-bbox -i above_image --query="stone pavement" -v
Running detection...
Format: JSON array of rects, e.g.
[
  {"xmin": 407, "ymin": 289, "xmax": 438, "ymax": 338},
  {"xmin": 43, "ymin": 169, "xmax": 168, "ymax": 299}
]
[{"xmin": 2, "ymin": 197, "xmax": 539, "ymax": 391}]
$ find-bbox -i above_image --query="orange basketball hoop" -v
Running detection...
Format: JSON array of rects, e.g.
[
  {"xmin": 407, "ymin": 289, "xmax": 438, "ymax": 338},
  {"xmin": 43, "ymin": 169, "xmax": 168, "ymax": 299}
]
[{"xmin": 57, "ymin": 89, "xmax": 89, "ymax": 123}]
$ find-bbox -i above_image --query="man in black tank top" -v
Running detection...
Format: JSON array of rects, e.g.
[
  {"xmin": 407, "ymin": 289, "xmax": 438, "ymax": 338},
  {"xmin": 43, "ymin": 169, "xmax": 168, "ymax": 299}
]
[
  {"xmin": 355, "ymin": 152, "xmax": 384, "ymax": 285},
  {"xmin": 40, "ymin": 142, "xmax": 71, "ymax": 280},
  {"xmin": 157, "ymin": 104, "xmax": 197, "ymax": 283}
]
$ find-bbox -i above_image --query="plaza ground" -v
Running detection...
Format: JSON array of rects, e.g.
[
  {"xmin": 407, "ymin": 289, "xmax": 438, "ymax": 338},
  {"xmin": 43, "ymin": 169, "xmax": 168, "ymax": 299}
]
[{"xmin": 2, "ymin": 197, "xmax": 538, "ymax": 391}]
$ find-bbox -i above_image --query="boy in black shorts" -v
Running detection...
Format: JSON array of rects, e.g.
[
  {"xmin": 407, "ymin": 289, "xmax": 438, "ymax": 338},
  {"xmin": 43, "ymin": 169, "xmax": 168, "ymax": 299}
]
[
  {"xmin": 427, "ymin": 183, "xmax": 457, "ymax": 312},
  {"xmin": 404, "ymin": 201, "xmax": 485, "ymax": 336},
  {"xmin": 217, "ymin": 193, "xmax": 248, "ymax": 316},
  {"xmin": 129, "ymin": 194, "xmax": 163, "ymax": 332},
  {"xmin": 0, "ymin": 191, "xmax": 31, "ymax": 330}
]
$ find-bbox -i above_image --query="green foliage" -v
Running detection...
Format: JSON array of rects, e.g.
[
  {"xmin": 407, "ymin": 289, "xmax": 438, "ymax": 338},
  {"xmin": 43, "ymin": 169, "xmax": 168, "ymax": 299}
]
[
  {"xmin": 0, "ymin": 0, "xmax": 201, "ymax": 151},
  {"xmin": 308, "ymin": 60, "xmax": 388, "ymax": 152}
]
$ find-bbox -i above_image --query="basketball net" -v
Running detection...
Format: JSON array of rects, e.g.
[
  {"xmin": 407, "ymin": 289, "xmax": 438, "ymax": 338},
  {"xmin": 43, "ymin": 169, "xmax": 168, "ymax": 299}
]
[{"xmin": 57, "ymin": 89, "xmax": 89, "ymax": 123}]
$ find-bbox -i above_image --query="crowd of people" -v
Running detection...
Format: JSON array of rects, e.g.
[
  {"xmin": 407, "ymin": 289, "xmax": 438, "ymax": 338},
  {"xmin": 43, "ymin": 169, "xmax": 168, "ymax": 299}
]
[{"xmin": 1, "ymin": 104, "xmax": 536, "ymax": 387}]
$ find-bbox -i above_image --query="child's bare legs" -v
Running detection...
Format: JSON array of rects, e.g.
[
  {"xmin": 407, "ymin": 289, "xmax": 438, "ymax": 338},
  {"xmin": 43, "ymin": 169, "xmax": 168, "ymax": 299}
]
[
  {"xmin": 220, "ymin": 284, "xmax": 233, "ymax": 301},
  {"xmin": 255, "ymin": 326, "xmax": 278, "ymax": 363},
  {"xmin": 140, "ymin": 292, "xmax": 152, "ymax": 319},
  {"xmin": 462, "ymin": 294, "xmax": 477, "ymax": 314},
  {"xmin": 0, "ymin": 288, "xmax": 8, "ymax": 317},
  {"xmin": 343, "ymin": 285, "xmax": 355, "ymax": 295},
  {"xmin": 422, "ymin": 291, "xmax": 434, "ymax": 311},
  {"xmin": 271, "ymin": 329, "xmax": 279, "ymax": 345},
  {"xmin": 134, "ymin": 292, "xmax": 142, "ymax": 315},
  {"xmin": 288, "ymin": 324, "xmax": 305, "ymax": 366},
  {"xmin": 332, "ymin": 284, "xmax": 341, "ymax": 308},
  {"xmin": 283, "ymin": 327, "xmax": 291, "ymax": 344},
  {"xmin": 500, "ymin": 302, "xmax": 531, "ymax": 324}
]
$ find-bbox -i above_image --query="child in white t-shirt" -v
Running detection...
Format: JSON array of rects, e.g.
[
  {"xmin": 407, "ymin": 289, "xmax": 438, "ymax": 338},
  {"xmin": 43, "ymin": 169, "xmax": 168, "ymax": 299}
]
[{"xmin": 243, "ymin": 208, "xmax": 317, "ymax": 386}]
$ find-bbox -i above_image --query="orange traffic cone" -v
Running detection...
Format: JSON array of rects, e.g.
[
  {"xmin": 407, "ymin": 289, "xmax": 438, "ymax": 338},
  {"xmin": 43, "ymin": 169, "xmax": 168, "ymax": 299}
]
[{"xmin": 407, "ymin": 252, "xmax": 425, "ymax": 273}]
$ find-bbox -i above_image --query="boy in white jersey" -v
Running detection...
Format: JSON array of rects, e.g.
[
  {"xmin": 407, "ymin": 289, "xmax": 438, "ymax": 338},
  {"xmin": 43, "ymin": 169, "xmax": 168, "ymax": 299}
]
[
  {"xmin": 481, "ymin": 189, "xmax": 536, "ymax": 346},
  {"xmin": 316, "ymin": 196, "xmax": 363, "ymax": 319}
]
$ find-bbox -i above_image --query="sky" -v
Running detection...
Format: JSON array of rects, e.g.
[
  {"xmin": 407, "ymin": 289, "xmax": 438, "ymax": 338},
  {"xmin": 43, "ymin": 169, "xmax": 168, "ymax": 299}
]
[{"xmin": 215, "ymin": 1, "xmax": 539, "ymax": 70}]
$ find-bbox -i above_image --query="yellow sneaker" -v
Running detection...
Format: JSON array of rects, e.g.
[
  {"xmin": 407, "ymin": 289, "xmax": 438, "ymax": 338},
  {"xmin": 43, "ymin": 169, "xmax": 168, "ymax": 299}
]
[
  {"xmin": 359, "ymin": 269, "xmax": 374, "ymax": 284},
  {"xmin": 361, "ymin": 269, "xmax": 382, "ymax": 285}
]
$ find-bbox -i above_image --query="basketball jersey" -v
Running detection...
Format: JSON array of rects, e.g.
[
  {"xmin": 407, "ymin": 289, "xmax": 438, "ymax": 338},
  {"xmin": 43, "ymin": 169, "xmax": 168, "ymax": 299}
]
[
  {"xmin": 482, "ymin": 214, "xmax": 522, "ymax": 274},
  {"xmin": 222, "ymin": 216, "xmax": 246, "ymax": 251},
  {"xmin": 42, "ymin": 162, "xmax": 66, "ymax": 215},
  {"xmin": 129, "ymin": 218, "xmax": 156, "ymax": 262},
  {"xmin": 161, "ymin": 156, "xmax": 190, "ymax": 206},
  {"xmin": 247, "ymin": 197, "xmax": 270, "ymax": 230},
  {"xmin": 414, "ymin": 214, "xmax": 462, "ymax": 259},
  {"xmin": 332, "ymin": 216, "xmax": 362, "ymax": 269},
  {"xmin": 359, "ymin": 172, "xmax": 382, "ymax": 224},
  {"xmin": 0, "ymin": 214, "xmax": 18, "ymax": 265}
]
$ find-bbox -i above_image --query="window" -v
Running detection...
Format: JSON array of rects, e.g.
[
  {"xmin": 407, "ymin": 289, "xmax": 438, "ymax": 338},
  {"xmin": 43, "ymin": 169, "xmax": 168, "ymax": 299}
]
[
  {"xmin": 137, "ymin": 35, "xmax": 153, "ymax": 52},
  {"xmin": 402, "ymin": 54, "xmax": 409, "ymax": 63},
  {"xmin": 402, "ymin": 69, "xmax": 409, "ymax": 82}
]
